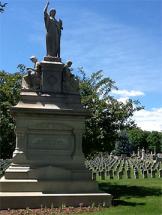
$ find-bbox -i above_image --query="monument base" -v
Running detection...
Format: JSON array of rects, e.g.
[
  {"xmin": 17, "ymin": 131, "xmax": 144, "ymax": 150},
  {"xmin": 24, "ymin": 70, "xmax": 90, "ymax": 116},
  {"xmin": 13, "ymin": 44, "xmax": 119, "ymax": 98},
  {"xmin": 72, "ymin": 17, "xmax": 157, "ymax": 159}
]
[
  {"xmin": 0, "ymin": 176, "xmax": 98, "ymax": 193},
  {"xmin": 0, "ymin": 192, "xmax": 112, "ymax": 209}
]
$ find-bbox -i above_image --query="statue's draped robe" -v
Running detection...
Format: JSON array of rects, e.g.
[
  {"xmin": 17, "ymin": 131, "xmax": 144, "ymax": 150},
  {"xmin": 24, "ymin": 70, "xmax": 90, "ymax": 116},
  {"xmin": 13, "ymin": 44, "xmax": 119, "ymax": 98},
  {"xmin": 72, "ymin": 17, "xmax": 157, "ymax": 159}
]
[{"xmin": 44, "ymin": 13, "xmax": 60, "ymax": 57}]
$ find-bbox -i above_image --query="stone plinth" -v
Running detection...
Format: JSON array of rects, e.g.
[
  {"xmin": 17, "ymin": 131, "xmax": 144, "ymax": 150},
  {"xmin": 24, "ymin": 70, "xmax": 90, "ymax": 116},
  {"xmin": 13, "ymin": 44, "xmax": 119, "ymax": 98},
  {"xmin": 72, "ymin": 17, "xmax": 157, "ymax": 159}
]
[
  {"xmin": 41, "ymin": 61, "xmax": 64, "ymax": 93},
  {"xmin": 0, "ymin": 61, "xmax": 112, "ymax": 209}
]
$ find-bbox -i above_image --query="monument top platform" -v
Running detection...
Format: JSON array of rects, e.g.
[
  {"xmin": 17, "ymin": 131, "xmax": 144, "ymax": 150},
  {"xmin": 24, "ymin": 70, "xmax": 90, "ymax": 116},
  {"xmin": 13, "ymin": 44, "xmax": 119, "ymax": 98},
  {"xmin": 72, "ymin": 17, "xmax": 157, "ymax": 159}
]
[{"xmin": 44, "ymin": 56, "xmax": 61, "ymax": 62}]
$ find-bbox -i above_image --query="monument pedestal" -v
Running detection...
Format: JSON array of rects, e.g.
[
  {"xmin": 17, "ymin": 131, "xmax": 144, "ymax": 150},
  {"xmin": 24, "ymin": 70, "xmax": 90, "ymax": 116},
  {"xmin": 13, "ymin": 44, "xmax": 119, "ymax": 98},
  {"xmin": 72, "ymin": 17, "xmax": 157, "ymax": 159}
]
[{"xmin": 0, "ymin": 61, "xmax": 112, "ymax": 209}]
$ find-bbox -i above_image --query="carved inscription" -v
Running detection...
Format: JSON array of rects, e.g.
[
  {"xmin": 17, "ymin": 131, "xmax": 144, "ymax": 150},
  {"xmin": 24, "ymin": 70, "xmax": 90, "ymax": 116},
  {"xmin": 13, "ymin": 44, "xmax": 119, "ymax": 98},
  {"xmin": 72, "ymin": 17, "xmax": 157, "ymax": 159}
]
[{"xmin": 28, "ymin": 133, "xmax": 73, "ymax": 151}]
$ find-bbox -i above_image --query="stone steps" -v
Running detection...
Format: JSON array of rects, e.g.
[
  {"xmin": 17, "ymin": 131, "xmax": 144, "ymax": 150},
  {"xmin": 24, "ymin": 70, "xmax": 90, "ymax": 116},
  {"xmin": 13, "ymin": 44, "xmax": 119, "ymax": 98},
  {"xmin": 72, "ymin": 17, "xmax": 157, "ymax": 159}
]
[
  {"xmin": 0, "ymin": 177, "xmax": 98, "ymax": 193},
  {"xmin": 0, "ymin": 192, "xmax": 112, "ymax": 209}
]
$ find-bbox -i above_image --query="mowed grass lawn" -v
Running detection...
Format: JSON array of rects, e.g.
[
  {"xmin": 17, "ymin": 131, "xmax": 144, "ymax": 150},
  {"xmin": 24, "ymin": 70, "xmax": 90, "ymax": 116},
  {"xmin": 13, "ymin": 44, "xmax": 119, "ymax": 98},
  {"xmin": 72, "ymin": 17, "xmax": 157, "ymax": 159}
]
[{"xmin": 82, "ymin": 178, "xmax": 162, "ymax": 215}]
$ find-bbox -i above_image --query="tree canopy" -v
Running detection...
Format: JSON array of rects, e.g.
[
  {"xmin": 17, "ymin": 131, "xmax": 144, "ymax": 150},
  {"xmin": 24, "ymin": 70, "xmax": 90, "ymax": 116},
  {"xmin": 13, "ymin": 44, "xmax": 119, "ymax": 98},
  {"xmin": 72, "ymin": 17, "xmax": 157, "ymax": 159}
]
[
  {"xmin": 128, "ymin": 128, "xmax": 162, "ymax": 154},
  {"xmin": 146, "ymin": 131, "xmax": 162, "ymax": 153},
  {"xmin": 78, "ymin": 69, "xmax": 143, "ymax": 155},
  {"xmin": 0, "ymin": 70, "xmax": 22, "ymax": 158},
  {"xmin": 112, "ymin": 130, "xmax": 133, "ymax": 156}
]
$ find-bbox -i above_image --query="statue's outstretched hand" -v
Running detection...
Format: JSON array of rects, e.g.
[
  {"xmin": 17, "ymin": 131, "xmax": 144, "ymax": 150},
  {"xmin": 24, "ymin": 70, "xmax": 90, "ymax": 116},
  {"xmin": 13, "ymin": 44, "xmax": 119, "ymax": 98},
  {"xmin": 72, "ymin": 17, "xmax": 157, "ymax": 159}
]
[
  {"xmin": 45, "ymin": 1, "xmax": 49, "ymax": 8},
  {"xmin": 44, "ymin": 1, "xmax": 49, "ymax": 13}
]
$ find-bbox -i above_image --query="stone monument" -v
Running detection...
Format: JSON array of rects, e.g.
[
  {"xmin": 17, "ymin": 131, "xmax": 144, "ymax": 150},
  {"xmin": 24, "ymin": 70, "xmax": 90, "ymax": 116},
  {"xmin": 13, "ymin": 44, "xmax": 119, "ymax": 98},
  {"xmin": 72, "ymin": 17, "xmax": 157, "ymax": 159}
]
[
  {"xmin": 141, "ymin": 147, "xmax": 145, "ymax": 160},
  {"xmin": 0, "ymin": 1, "xmax": 112, "ymax": 209}
]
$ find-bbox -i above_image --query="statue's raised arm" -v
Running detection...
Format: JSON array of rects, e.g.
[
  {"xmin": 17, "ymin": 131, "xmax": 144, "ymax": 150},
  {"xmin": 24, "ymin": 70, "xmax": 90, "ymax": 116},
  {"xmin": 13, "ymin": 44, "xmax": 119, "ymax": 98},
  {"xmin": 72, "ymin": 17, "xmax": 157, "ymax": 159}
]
[
  {"xmin": 44, "ymin": 1, "xmax": 50, "ymax": 30},
  {"xmin": 44, "ymin": 1, "xmax": 49, "ymax": 14}
]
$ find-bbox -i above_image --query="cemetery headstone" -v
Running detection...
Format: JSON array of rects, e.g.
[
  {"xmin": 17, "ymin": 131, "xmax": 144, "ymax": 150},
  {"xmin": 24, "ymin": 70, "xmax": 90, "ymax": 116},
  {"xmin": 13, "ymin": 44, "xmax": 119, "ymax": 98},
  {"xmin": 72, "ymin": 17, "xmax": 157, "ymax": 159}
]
[
  {"xmin": 109, "ymin": 169, "xmax": 114, "ymax": 179},
  {"xmin": 143, "ymin": 170, "xmax": 148, "ymax": 178},
  {"xmin": 134, "ymin": 168, "xmax": 139, "ymax": 179},
  {"xmin": 92, "ymin": 172, "xmax": 97, "ymax": 181},
  {"xmin": 126, "ymin": 169, "xmax": 131, "ymax": 179},
  {"xmin": 151, "ymin": 170, "xmax": 156, "ymax": 178},
  {"xmin": 118, "ymin": 171, "xmax": 123, "ymax": 179},
  {"xmin": 159, "ymin": 169, "xmax": 162, "ymax": 178},
  {"xmin": 101, "ymin": 171, "xmax": 105, "ymax": 180},
  {"xmin": 137, "ymin": 147, "xmax": 140, "ymax": 157},
  {"xmin": 141, "ymin": 148, "xmax": 145, "ymax": 160}
]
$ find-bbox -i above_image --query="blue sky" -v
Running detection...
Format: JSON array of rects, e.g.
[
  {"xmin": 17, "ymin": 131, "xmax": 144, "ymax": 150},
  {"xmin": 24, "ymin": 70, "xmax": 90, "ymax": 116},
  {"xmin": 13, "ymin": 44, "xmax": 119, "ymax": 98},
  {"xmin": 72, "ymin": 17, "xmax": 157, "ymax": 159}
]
[{"xmin": 0, "ymin": 0, "xmax": 162, "ymax": 131}]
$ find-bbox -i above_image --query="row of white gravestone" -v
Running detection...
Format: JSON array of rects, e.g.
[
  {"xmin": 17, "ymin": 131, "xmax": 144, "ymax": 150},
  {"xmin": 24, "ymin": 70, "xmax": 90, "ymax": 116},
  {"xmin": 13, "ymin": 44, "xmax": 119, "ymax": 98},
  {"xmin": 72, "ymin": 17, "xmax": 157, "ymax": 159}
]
[
  {"xmin": 91, "ymin": 168, "xmax": 162, "ymax": 180},
  {"xmin": 85, "ymin": 153, "xmax": 162, "ymax": 180}
]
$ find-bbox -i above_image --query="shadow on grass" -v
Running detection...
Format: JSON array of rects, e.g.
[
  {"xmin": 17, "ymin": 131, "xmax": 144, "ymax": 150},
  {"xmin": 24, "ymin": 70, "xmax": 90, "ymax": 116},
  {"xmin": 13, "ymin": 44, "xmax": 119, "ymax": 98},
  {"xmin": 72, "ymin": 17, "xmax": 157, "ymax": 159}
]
[
  {"xmin": 99, "ymin": 183, "xmax": 162, "ymax": 198},
  {"xmin": 99, "ymin": 183, "xmax": 162, "ymax": 207},
  {"xmin": 113, "ymin": 199, "xmax": 145, "ymax": 207}
]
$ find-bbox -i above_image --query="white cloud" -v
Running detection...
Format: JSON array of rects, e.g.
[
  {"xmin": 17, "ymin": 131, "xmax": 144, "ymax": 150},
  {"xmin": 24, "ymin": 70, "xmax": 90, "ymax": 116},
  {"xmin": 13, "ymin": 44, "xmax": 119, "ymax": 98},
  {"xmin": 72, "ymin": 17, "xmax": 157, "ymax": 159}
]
[
  {"xmin": 133, "ymin": 108, "xmax": 162, "ymax": 132},
  {"xmin": 112, "ymin": 90, "xmax": 162, "ymax": 132},
  {"xmin": 111, "ymin": 89, "xmax": 144, "ymax": 104},
  {"xmin": 117, "ymin": 97, "xmax": 129, "ymax": 103},
  {"xmin": 112, "ymin": 89, "xmax": 145, "ymax": 97}
]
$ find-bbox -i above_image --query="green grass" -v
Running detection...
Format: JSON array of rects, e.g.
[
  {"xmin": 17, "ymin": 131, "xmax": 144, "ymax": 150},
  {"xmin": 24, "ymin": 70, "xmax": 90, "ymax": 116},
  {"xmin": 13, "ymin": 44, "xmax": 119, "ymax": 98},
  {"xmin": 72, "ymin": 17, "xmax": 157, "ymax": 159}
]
[{"xmin": 81, "ymin": 178, "xmax": 162, "ymax": 215}]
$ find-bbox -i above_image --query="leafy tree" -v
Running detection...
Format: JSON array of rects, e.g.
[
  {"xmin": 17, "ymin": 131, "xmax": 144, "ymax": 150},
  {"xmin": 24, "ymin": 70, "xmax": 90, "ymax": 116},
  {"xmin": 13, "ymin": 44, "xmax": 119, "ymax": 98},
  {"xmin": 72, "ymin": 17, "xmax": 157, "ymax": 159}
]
[
  {"xmin": 17, "ymin": 64, "xmax": 26, "ymax": 75},
  {"xmin": 78, "ymin": 69, "xmax": 143, "ymax": 155},
  {"xmin": 159, "ymin": 132, "xmax": 162, "ymax": 152},
  {"xmin": 0, "ymin": 1, "xmax": 7, "ymax": 13},
  {"xmin": 0, "ymin": 70, "xmax": 22, "ymax": 158},
  {"xmin": 113, "ymin": 130, "xmax": 133, "ymax": 156},
  {"xmin": 128, "ymin": 127, "xmax": 149, "ymax": 152},
  {"xmin": 146, "ymin": 131, "xmax": 162, "ymax": 153}
]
